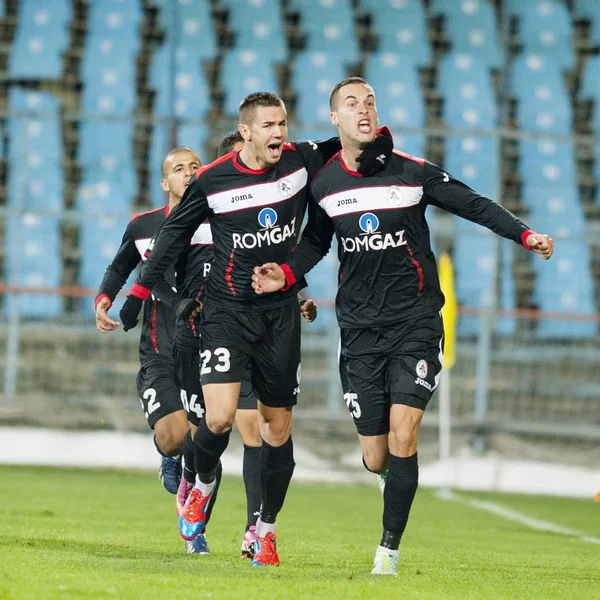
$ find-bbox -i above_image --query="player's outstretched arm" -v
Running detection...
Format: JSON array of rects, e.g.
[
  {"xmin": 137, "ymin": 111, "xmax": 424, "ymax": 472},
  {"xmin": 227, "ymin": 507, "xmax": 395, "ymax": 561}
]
[{"xmin": 252, "ymin": 263, "xmax": 286, "ymax": 294}]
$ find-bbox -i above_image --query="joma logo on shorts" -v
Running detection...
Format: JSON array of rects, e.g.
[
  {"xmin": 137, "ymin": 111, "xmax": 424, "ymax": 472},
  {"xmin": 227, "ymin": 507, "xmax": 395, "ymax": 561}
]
[
  {"xmin": 231, "ymin": 193, "xmax": 253, "ymax": 203},
  {"xmin": 337, "ymin": 197, "xmax": 357, "ymax": 207},
  {"xmin": 415, "ymin": 378, "xmax": 433, "ymax": 391}
]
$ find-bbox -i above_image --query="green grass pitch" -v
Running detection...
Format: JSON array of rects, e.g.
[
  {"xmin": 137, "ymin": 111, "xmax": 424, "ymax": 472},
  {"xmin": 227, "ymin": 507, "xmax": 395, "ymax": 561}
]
[{"xmin": 0, "ymin": 465, "xmax": 598, "ymax": 599}]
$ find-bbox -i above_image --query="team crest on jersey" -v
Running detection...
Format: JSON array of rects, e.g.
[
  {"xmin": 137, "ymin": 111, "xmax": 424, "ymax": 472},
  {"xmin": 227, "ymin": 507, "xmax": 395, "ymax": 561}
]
[
  {"xmin": 279, "ymin": 179, "xmax": 293, "ymax": 198},
  {"xmin": 388, "ymin": 186, "xmax": 405, "ymax": 207},
  {"xmin": 416, "ymin": 359, "xmax": 428, "ymax": 379}
]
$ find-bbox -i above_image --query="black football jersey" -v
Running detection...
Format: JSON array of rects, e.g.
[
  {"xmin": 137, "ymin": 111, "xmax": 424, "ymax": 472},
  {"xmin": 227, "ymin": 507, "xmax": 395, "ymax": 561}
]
[
  {"xmin": 135, "ymin": 140, "xmax": 337, "ymax": 310},
  {"xmin": 288, "ymin": 149, "xmax": 531, "ymax": 328},
  {"xmin": 97, "ymin": 206, "xmax": 177, "ymax": 363}
]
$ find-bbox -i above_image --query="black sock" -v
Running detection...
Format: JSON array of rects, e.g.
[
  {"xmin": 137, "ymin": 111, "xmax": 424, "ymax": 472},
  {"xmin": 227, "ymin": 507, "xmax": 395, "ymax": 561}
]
[
  {"xmin": 203, "ymin": 461, "xmax": 222, "ymax": 532},
  {"xmin": 259, "ymin": 436, "xmax": 295, "ymax": 524},
  {"xmin": 243, "ymin": 444, "xmax": 262, "ymax": 530},
  {"xmin": 183, "ymin": 429, "xmax": 196, "ymax": 484},
  {"xmin": 381, "ymin": 453, "xmax": 419, "ymax": 550},
  {"xmin": 193, "ymin": 418, "xmax": 231, "ymax": 484}
]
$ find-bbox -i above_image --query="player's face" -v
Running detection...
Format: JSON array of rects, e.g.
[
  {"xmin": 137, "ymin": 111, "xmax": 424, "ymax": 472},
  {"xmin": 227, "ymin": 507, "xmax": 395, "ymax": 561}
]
[
  {"xmin": 331, "ymin": 83, "xmax": 379, "ymax": 147},
  {"xmin": 241, "ymin": 104, "xmax": 288, "ymax": 168},
  {"xmin": 161, "ymin": 150, "xmax": 201, "ymax": 201}
]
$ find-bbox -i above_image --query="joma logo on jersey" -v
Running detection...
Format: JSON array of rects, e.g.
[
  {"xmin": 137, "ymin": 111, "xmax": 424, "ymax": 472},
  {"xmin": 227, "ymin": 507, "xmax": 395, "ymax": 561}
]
[
  {"xmin": 231, "ymin": 193, "xmax": 253, "ymax": 203},
  {"xmin": 337, "ymin": 197, "xmax": 357, "ymax": 207},
  {"xmin": 232, "ymin": 207, "xmax": 297, "ymax": 249},
  {"xmin": 341, "ymin": 212, "xmax": 406, "ymax": 253}
]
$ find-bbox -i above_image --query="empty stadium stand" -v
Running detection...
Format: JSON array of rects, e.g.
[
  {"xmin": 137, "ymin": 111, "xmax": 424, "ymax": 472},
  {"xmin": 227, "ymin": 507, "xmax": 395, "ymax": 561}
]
[{"xmin": 0, "ymin": 0, "xmax": 596, "ymax": 341}]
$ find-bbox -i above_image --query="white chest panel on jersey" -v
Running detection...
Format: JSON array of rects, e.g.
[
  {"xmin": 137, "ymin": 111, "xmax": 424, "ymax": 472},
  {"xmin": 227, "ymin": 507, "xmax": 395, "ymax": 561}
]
[
  {"xmin": 206, "ymin": 168, "xmax": 308, "ymax": 214},
  {"xmin": 319, "ymin": 184, "xmax": 424, "ymax": 218}
]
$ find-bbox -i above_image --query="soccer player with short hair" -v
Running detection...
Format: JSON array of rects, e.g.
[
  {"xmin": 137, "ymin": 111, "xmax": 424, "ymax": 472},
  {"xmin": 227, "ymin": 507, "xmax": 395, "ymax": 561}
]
[
  {"xmin": 119, "ymin": 92, "xmax": 387, "ymax": 566},
  {"xmin": 95, "ymin": 146, "xmax": 213, "ymax": 553},
  {"xmin": 251, "ymin": 77, "xmax": 554, "ymax": 575}
]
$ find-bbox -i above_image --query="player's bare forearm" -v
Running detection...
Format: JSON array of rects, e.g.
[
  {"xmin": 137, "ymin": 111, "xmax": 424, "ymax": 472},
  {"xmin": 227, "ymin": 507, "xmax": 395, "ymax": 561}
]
[{"xmin": 252, "ymin": 263, "xmax": 286, "ymax": 294}]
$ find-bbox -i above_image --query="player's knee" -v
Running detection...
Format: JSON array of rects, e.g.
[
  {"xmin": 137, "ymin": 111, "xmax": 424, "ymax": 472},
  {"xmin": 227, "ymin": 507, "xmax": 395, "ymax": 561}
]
[
  {"xmin": 154, "ymin": 427, "xmax": 185, "ymax": 456},
  {"xmin": 206, "ymin": 412, "xmax": 235, "ymax": 434},
  {"xmin": 362, "ymin": 452, "xmax": 387, "ymax": 474},
  {"xmin": 388, "ymin": 427, "xmax": 418, "ymax": 456}
]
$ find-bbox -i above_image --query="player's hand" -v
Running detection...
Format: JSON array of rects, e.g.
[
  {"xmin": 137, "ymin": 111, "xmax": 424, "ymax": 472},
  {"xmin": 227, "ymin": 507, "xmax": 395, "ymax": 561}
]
[
  {"xmin": 299, "ymin": 298, "xmax": 317, "ymax": 322},
  {"xmin": 525, "ymin": 232, "xmax": 554, "ymax": 260},
  {"xmin": 252, "ymin": 263, "xmax": 286, "ymax": 294},
  {"xmin": 95, "ymin": 296, "xmax": 120, "ymax": 333},
  {"xmin": 119, "ymin": 295, "xmax": 143, "ymax": 331},
  {"xmin": 175, "ymin": 298, "xmax": 202, "ymax": 322},
  {"xmin": 356, "ymin": 127, "xmax": 393, "ymax": 177}
]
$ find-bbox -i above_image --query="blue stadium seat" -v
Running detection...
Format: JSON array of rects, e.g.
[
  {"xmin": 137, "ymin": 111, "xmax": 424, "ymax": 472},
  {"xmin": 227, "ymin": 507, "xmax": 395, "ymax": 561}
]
[
  {"xmin": 4, "ymin": 214, "xmax": 63, "ymax": 318},
  {"xmin": 87, "ymin": 0, "xmax": 142, "ymax": 40},
  {"xmin": 8, "ymin": 166, "xmax": 64, "ymax": 213},
  {"xmin": 150, "ymin": 125, "xmax": 169, "ymax": 208},
  {"xmin": 297, "ymin": 0, "xmax": 359, "ymax": 65},
  {"xmin": 523, "ymin": 187, "xmax": 585, "ymax": 239},
  {"xmin": 8, "ymin": 87, "xmax": 60, "ymax": 114},
  {"xmin": 439, "ymin": 54, "xmax": 497, "ymax": 128},
  {"xmin": 151, "ymin": 47, "xmax": 211, "ymax": 118},
  {"xmin": 157, "ymin": 0, "xmax": 216, "ymax": 61},
  {"xmin": 75, "ymin": 172, "xmax": 136, "ymax": 215},
  {"xmin": 8, "ymin": 0, "xmax": 71, "ymax": 79},
  {"xmin": 580, "ymin": 56, "xmax": 600, "ymax": 134},
  {"xmin": 437, "ymin": 0, "xmax": 501, "ymax": 69},
  {"xmin": 393, "ymin": 132, "xmax": 426, "ymax": 158},
  {"xmin": 79, "ymin": 216, "xmax": 136, "ymax": 319},
  {"xmin": 177, "ymin": 123, "xmax": 209, "ymax": 157},
  {"xmin": 454, "ymin": 234, "xmax": 515, "ymax": 336},
  {"xmin": 221, "ymin": 50, "xmax": 279, "ymax": 117},
  {"xmin": 510, "ymin": 54, "xmax": 572, "ymax": 135},
  {"xmin": 293, "ymin": 51, "xmax": 346, "ymax": 125},
  {"xmin": 534, "ymin": 241, "xmax": 597, "ymax": 338},
  {"xmin": 293, "ymin": 127, "xmax": 336, "ymax": 145},
  {"xmin": 78, "ymin": 122, "xmax": 135, "ymax": 165},
  {"xmin": 362, "ymin": 0, "xmax": 431, "ymax": 67},
  {"xmin": 574, "ymin": 0, "xmax": 600, "ymax": 19},
  {"xmin": 366, "ymin": 52, "xmax": 425, "ymax": 128},
  {"xmin": 445, "ymin": 135, "xmax": 498, "ymax": 198},
  {"xmin": 519, "ymin": 1, "xmax": 574, "ymax": 71},
  {"xmin": 80, "ymin": 59, "xmax": 137, "ymax": 116},
  {"xmin": 519, "ymin": 139, "xmax": 577, "ymax": 189},
  {"xmin": 225, "ymin": 0, "xmax": 287, "ymax": 61}
]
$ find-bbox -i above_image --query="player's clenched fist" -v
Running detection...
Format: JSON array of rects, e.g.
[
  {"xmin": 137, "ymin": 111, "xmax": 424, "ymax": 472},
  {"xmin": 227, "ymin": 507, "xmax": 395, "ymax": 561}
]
[
  {"xmin": 524, "ymin": 232, "xmax": 554, "ymax": 260},
  {"xmin": 252, "ymin": 263, "xmax": 286, "ymax": 294}
]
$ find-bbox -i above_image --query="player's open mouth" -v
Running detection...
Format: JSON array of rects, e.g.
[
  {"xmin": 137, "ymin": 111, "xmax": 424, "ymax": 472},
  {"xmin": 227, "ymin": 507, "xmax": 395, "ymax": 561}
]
[
  {"xmin": 267, "ymin": 143, "xmax": 282, "ymax": 159},
  {"xmin": 358, "ymin": 119, "xmax": 371, "ymax": 134}
]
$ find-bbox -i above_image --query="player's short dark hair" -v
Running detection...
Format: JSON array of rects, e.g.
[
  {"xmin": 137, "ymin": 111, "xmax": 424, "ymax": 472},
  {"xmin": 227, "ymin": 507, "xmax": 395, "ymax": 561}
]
[
  {"xmin": 161, "ymin": 146, "xmax": 200, "ymax": 177},
  {"xmin": 218, "ymin": 130, "xmax": 244, "ymax": 157},
  {"xmin": 329, "ymin": 77, "xmax": 369, "ymax": 110},
  {"xmin": 239, "ymin": 92, "xmax": 284, "ymax": 124}
]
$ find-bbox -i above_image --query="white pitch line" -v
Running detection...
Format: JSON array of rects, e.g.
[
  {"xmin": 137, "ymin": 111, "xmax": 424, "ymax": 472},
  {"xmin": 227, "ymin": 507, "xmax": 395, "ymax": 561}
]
[{"xmin": 438, "ymin": 488, "xmax": 600, "ymax": 545}]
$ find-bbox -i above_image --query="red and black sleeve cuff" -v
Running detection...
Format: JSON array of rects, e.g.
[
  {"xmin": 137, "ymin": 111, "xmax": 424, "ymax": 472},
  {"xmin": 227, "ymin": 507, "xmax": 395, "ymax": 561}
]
[
  {"xmin": 94, "ymin": 294, "xmax": 112, "ymax": 309},
  {"xmin": 280, "ymin": 264, "xmax": 297, "ymax": 292},
  {"xmin": 130, "ymin": 283, "xmax": 152, "ymax": 300},
  {"xmin": 521, "ymin": 229, "xmax": 535, "ymax": 250}
]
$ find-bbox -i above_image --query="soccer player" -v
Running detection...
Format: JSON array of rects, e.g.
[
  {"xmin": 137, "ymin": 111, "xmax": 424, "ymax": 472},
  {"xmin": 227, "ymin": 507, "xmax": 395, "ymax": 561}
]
[
  {"xmin": 174, "ymin": 129, "xmax": 318, "ymax": 558},
  {"xmin": 95, "ymin": 146, "xmax": 219, "ymax": 554},
  {"xmin": 250, "ymin": 77, "xmax": 555, "ymax": 576},
  {"xmin": 118, "ymin": 92, "xmax": 387, "ymax": 566}
]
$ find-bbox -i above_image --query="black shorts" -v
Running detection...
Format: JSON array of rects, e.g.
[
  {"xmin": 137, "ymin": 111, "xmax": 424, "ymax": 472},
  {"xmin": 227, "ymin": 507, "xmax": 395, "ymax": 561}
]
[
  {"xmin": 339, "ymin": 312, "xmax": 444, "ymax": 436},
  {"xmin": 200, "ymin": 301, "xmax": 301, "ymax": 408},
  {"xmin": 136, "ymin": 360, "xmax": 184, "ymax": 429},
  {"xmin": 174, "ymin": 347, "xmax": 258, "ymax": 427}
]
